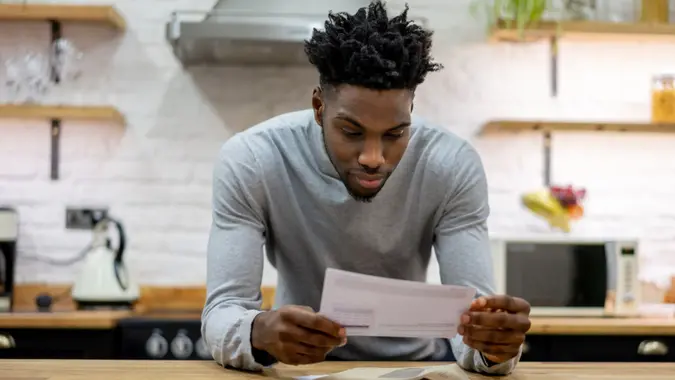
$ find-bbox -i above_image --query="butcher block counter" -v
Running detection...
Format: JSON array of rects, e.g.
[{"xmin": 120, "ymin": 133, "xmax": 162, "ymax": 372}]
[
  {"xmin": 0, "ymin": 310, "xmax": 209, "ymax": 329},
  {"xmin": 1, "ymin": 360, "xmax": 674, "ymax": 379},
  {"xmin": 4, "ymin": 283, "xmax": 675, "ymax": 333},
  {"xmin": 0, "ymin": 310, "xmax": 131, "ymax": 329},
  {"xmin": 2, "ymin": 311, "xmax": 675, "ymax": 333},
  {"xmin": 3, "ymin": 284, "xmax": 675, "ymax": 362}
]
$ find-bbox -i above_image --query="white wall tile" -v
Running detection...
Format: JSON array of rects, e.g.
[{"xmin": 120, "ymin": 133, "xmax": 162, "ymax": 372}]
[{"xmin": 1, "ymin": 0, "xmax": 674, "ymax": 287}]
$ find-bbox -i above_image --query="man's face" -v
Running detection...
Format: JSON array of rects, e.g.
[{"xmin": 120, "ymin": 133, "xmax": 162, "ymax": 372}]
[{"xmin": 312, "ymin": 85, "xmax": 413, "ymax": 202}]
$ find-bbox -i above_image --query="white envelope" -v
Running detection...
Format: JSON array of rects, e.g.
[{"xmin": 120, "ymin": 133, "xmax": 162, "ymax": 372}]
[{"xmin": 318, "ymin": 268, "xmax": 476, "ymax": 338}]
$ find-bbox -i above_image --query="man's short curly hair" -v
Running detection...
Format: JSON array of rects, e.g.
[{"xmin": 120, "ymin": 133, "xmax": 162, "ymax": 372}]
[{"xmin": 304, "ymin": 1, "xmax": 443, "ymax": 91}]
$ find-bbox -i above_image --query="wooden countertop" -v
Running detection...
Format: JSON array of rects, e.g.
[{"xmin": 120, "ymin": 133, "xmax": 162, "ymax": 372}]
[
  {"xmin": 2, "ymin": 308, "xmax": 675, "ymax": 335},
  {"xmin": 0, "ymin": 309, "xmax": 206, "ymax": 329},
  {"xmin": 7, "ymin": 283, "xmax": 675, "ymax": 334},
  {"xmin": 1, "ymin": 360, "xmax": 674, "ymax": 379},
  {"xmin": 0, "ymin": 310, "xmax": 132, "ymax": 329},
  {"xmin": 528, "ymin": 317, "xmax": 675, "ymax": 335}
]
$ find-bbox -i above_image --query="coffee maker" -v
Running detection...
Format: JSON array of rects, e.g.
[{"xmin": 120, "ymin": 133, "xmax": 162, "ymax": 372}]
[{"xmin": 0, "ymin": 207, "xmax": 18, "ymax": 312}]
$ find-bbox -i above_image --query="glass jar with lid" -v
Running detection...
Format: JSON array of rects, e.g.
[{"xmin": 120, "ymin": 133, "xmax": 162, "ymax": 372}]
[
  {"xmin": 562, "ymin": 0, "xmax": 598, "ymax": 20},
  {"xmin": 595, "ymin": 0, "xmax": 641, "ymax": 23},
  {"xmin": 652, "ymin": 74, "xmax": 675, "ymax": 123}
]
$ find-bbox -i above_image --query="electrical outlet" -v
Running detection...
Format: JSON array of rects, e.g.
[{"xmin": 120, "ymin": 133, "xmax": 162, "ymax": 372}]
[{"xmin": 65, "ymin": 207, "xmax": 109, "ymax": 229}]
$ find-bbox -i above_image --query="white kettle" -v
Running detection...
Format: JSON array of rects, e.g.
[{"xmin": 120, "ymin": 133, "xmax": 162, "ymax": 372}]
[{"xmin": 71, "ymin": 216, "xmax": 139, "ymax": 310}]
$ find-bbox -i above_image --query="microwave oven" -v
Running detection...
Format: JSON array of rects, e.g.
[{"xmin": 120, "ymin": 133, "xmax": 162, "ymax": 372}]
[{"xmin": 490, "ymin": 237, "xmax": 640, "ymax": 317}]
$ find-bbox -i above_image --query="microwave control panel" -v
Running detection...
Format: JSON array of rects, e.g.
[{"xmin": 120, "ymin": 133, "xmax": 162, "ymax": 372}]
[{"xmin": 616, "ymin": 242, "xmax": 640, "ymax": 315}]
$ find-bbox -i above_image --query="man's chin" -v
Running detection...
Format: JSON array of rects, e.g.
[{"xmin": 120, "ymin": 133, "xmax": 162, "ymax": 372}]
[
  {"xmin": 350, "ymin": 193, "xmax": 378, "ymax": 203},
  {"xmin": 337, "ymin": 173, "xmax": 387, "ymax": 202},
  {"xmin": 346, "ymin": 185, "xmax": 382, "ymax": 203}
]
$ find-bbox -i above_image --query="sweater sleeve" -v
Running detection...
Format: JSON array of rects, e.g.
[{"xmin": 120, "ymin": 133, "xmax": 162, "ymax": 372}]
[
  {"xmin": 200, "ymin": 135, "xmax": 276, "ymax": 371},
  {"xmin": 433, "ymin": 142, "xmax": 522, "ymax": 375}
]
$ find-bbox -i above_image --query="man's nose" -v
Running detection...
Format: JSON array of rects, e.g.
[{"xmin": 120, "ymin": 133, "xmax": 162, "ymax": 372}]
[{"xmin": 358, "ymin": 139, "xmax": 385, "ymax": 169}]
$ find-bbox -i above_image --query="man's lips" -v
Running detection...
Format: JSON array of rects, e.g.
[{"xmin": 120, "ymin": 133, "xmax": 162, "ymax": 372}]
[{"xmin": 353, "ymin": 173, "xmax": 384, "ymax": 189}]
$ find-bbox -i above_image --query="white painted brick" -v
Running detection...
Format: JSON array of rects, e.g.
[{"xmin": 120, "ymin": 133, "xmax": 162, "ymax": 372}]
[
  {"xmin": 11, "ymin": 205, "xmax": 65, "ymax": 229},
  {"xmin": 67, "ymin": 182, "xmax": 212, "ymax": 207},
  {"xmin": 114, "ymin": 204, "xmax": 212, "ymax": 233},
  {"xmin": 128, "ymin": 252, "xmax": 207, "ymax": 286},
  {"xmin": 59, "ymin": 160, "xmax": 195, "ymax": 183},
  {"xmin": 1, "ymin": 0, "xmax": 675, "ymax": 287}
]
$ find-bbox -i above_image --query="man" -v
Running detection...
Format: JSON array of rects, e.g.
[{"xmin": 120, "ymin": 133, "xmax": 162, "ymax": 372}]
[{"xmin": 202, "ymin": 1, "xmax": 531, "ymax": 375}]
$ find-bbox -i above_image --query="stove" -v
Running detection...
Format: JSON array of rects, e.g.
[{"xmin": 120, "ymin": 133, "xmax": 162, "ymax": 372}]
[{"xmin": 116, "ymin": 314, "xmax": 212, "ymax": 360}]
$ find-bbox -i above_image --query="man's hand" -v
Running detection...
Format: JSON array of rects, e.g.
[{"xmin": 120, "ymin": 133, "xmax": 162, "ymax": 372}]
[
  {"xmin": 251, "ymin": 305, "xmax": 347, "ymax": 365},
  {"xmin": 457, "ymin": 295, "xmax": 531, "ymax": 364}
]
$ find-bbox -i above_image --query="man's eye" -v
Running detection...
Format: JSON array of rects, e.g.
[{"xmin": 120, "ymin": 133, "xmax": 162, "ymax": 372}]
[
  {"xmin": 342, "ymin": 129, "xmax": 362, "ymax": 137},
  {"xmin": 387, "ymin": 130, "xmax": 405, "ymax": 138}
]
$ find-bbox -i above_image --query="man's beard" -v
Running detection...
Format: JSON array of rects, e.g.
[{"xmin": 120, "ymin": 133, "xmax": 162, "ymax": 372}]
[{"xmin": 321, "ymin": 129, "xmax": 379, "ymax": 203}]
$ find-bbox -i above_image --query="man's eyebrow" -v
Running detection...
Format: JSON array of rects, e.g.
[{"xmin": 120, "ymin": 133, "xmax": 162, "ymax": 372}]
[
  {"xmin": 387, "ymin": 122, "xmax": 411, "ymax": 131},
  {"xmin": 335, "ymin": 114, "xmax": 410, "ymax": 131}
]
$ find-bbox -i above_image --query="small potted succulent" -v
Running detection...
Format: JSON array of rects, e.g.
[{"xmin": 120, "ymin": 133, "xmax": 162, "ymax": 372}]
[
  {"xmin": 470, "ymin": 0, "xmax": 552, "ymax": 40},
  {"xmin": 470, "ymin": 0, "xmax": 597, "ymax": 41}
]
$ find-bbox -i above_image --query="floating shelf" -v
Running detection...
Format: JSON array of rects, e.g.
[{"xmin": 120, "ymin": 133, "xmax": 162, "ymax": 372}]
[
  {"xmin": 0, "ymin": 4, "xmax": 125, "ymax": 30},
  {"xmin": 480, "ymin": 119, "xmax": 675, "ymax": 187},
  {"xmin": 480, "ymin": 120, "xmax": 675, "ymax": 134},
  {"xmin": 0, "ymin": 104, "xmax": 125, "ymax": 124},
  {"xmin": 491, "ymin": 20, "xmax": 675, "ymax": 43},
  {"xmin": 0, "ymin": 104, "xmax": 125, "ymax": 180}
]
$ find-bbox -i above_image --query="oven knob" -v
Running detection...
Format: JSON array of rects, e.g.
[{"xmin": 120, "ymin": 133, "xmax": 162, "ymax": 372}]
[
  {"xmin": 171, "ymin": 330, "xmax": 194, "ymax": 359},
  {"xmin": 145, "ymin": 330, "xmax": 169, "ymax": 358},
  {"xmin": 195, "ymin": 337, "xmax": 211, "ymax": 359}
]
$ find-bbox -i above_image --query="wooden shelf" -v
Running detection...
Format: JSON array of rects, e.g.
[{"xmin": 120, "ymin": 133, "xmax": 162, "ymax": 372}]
[
  {"xmin": 0, "ymin": 4, "xmax": 125, "ymax": 30},
  {"xmin": 0, "ymin": 104, "xmax": 125, "ymax": 180},
  {"xmin": 480, "ymin": 120, "xmax": 675, "ymax": 134},
  {"xmin": 491, "ymin": 20, "xmax": 675, "ymax": 43},
  {"xmin": 0, "ymin": 104, "xmax": 125, "ymax": 125}
]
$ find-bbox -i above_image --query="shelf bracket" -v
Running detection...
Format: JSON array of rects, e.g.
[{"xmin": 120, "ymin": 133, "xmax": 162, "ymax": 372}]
[
  {"xmin": 550, "ymin": 36, "xmax": 558, "ymax": 97},
  {"xmin": 543, "ymin": 130, "xmax": 551, "ymax": 187},
  {"xmin": 50, "ymin": 119, "xmax": 61, "ymax": 180},
  {"xmin": 543, "ymin": 35, "xmax": 559, "ymax": 188},
  {"xmin": 49, "ymin": 19, "xmax": 62, "ymax": 180}
]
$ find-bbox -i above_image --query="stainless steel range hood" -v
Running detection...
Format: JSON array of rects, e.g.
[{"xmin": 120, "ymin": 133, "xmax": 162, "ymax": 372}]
[
  {"xmin": 165, "ymin": 10, "xmax": 321, "ymax": 67},
  {"xmin": 165, "ymin": 0, "xmax": 427, "ymax": 67}
]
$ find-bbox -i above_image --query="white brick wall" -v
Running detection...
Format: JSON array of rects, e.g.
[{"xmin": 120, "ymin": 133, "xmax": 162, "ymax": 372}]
[{"xmin": 1, "ymin": 0, "xmax": 674, "ymax": 289}]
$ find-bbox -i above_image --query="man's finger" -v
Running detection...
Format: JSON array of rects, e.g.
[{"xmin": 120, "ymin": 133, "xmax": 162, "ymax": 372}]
[
  {"xmin": 463, "ymin": 336, "xmax": 520, "ymax": 357},
  {"xmin": 461, "ymin": 325, "xmax": 525, "ymax": 345},
  {"xmin": 287, "ymin": 341, "xmax": 332, "ymax": 360},
  {"xmin": 297, "ymin": 328, "xmax": 344, "ymax": 348},
  {"xmin": 284, "ymin": 350, "xmax": 325, "ymax": 366},
  {"xmin": 285, "ymin": 308, "xmax": 344, "ymax": 338},
  {"xmin": 471, "ymin": 295, "xmax": 530, "ymax": 314},
  {"xmin": 280, "ymin": 324, "xmax": 343, "ymax": 348},
  {"xmin": 463, "ymin": 311, "xmax": 531, "ymax": 331}
]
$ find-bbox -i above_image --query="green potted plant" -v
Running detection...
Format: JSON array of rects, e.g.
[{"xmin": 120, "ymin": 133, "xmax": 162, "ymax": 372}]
[
  {"xmin": 470, "ymin": 0, "xmax": 557, "ymax": 41},
  {"xmin": 471, "ymin": 0, "xmax": 601, "ymax": 41}
]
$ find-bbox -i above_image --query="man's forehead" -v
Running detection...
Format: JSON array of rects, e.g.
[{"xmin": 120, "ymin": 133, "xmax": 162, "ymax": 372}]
[
  {"xmin": 331, "ymin": 85, "xmax": 412, "ymax": 102},
  {"xmin": 330, "ymin": 86, "xmax": 412, "ymax": 118}
]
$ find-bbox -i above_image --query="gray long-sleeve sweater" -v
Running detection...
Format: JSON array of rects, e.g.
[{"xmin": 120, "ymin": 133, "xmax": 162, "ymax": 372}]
[{"xmin": 201, "ymin": 109, "xmax": 521, "ymax": 375}]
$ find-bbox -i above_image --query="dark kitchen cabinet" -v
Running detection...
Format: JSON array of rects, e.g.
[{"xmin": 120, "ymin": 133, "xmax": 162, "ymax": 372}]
[
  {"xmin": 2, "ymin": 326, "xmax": 675, "ymax": 363},
  {"xmin": 521, "ymin": 334, "xmax": 675, "ymax": 362},
  {"xmin": 549, "ymin": 335, "xmax": 675, "ymax": 362},
  {"xmin": 521, "ymin": 335, "xmax": 552, "ymax": 362},
  {"xmin": 0, "ymin": 328, "xmax": 116, "ymax": 359}
]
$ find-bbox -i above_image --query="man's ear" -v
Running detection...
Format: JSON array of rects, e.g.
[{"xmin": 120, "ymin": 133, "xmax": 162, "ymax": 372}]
[{"xmin": 312, "ymin": 87, "xmax": 324, "ymax": 127}]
